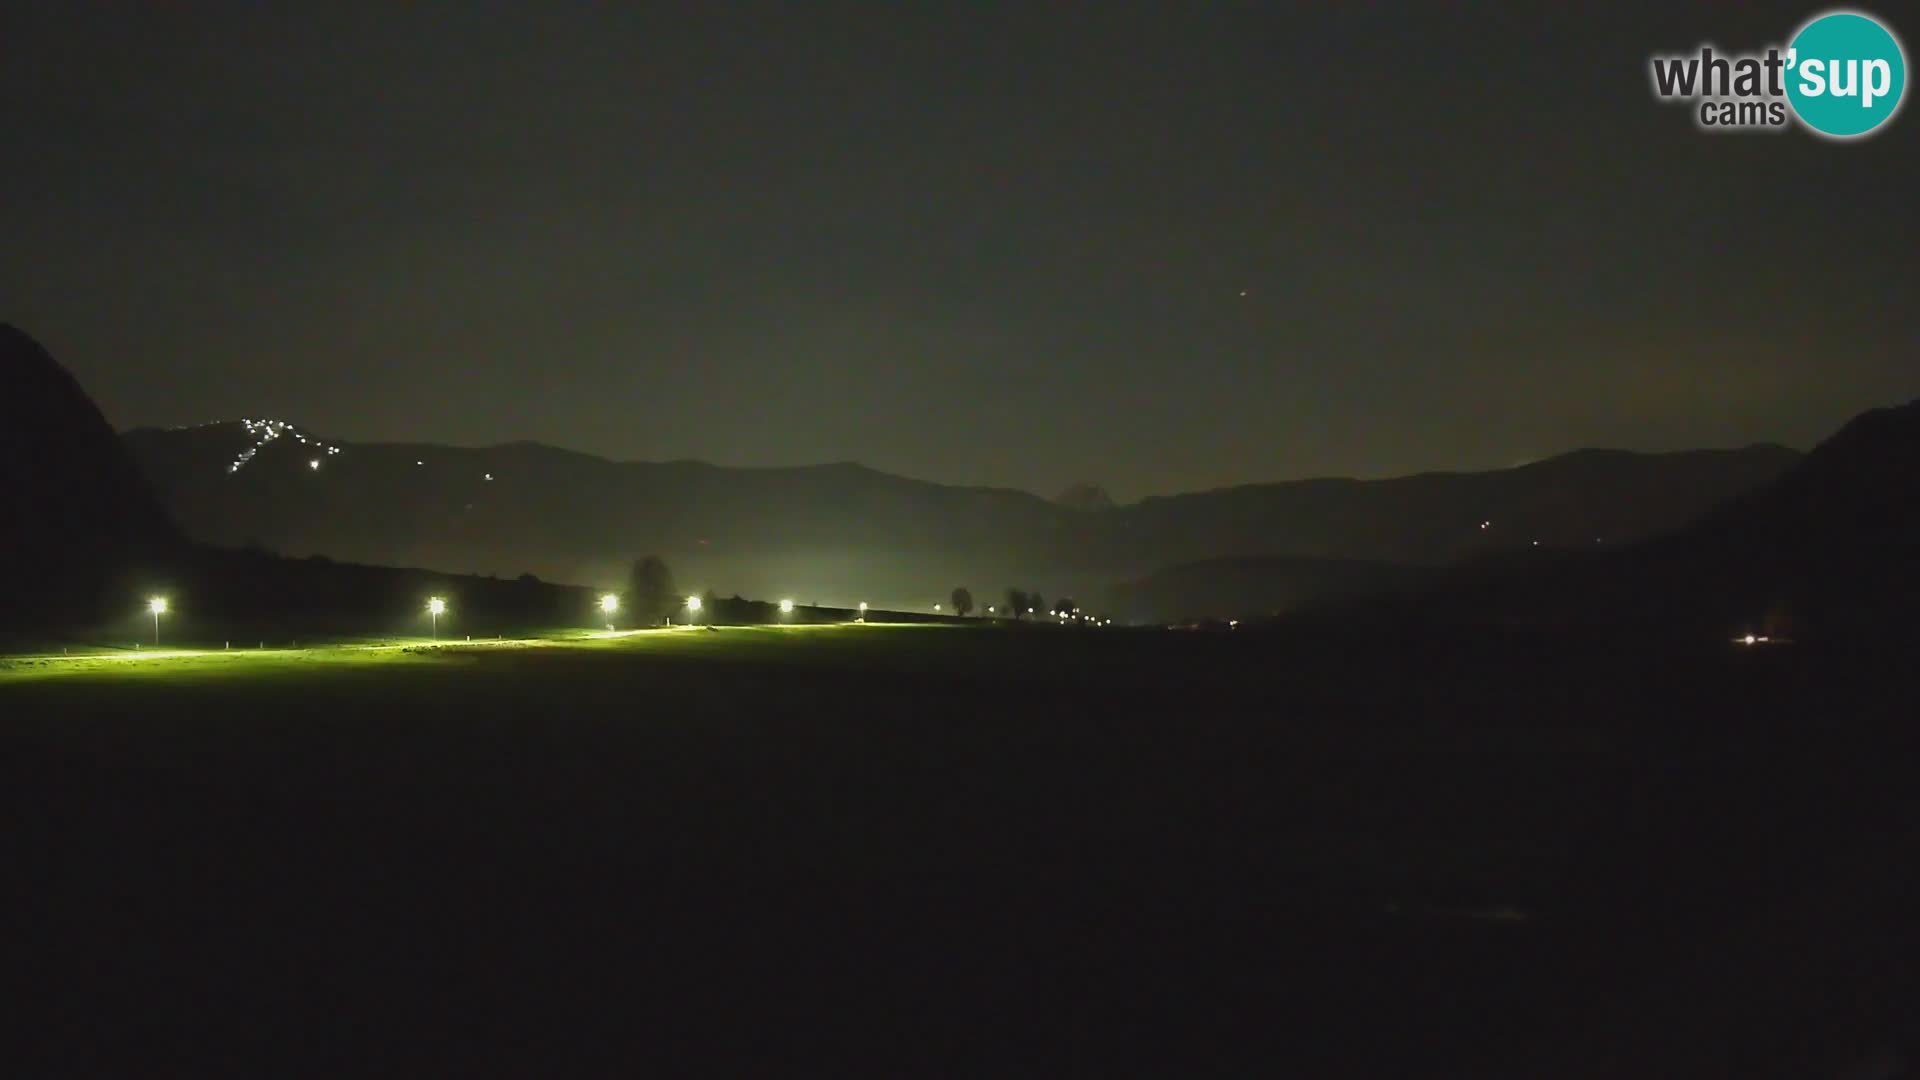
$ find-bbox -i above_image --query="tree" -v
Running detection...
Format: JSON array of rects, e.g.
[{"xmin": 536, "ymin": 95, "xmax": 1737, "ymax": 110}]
[
  {"xmin": 1030, "ymin": 592, "xmax": 1046, "ymax": 617},
  {"xmin": 627, "ymin": 555, "xmax": 676, "ymax": 626},
  {"xmin": 1007, "ymin": 588, "xmax": 1029, "ymax": 619},
  {"xmin": 950, "ymin": 587, "xmax": 974, "ymax": 617}
]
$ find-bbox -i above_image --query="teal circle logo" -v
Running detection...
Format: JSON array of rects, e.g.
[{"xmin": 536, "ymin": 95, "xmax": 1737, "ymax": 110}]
[{"xmin": 1786, "ymin": 10, "xmax": 1907, "ymax": 138}]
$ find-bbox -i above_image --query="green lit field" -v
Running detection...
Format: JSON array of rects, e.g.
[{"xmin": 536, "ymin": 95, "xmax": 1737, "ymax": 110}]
[{"xmin": 0, "ymin": 622, "xmax": 979, "ymax": 682}]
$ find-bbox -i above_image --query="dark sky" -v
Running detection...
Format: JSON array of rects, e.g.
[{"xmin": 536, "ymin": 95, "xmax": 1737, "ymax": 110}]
[{"xmin": 6, "ymin": 2, "xmax": 1916, "ymax": 499}]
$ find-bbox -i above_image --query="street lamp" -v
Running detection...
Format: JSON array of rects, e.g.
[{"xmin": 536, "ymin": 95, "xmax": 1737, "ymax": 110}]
[
  {"xmin": 147, "ymin": 596, "xmax": 168, "ymax": 645},
  {"xmin": 857, "ymin": 601, "xmax": 867, "ymax": 623},
  {"xmin": 686, "ymin": 595, "xmax": 701, "ymax": 625},
  {"xmin": 779, "ymin": 598, "xmax": 794, "ymax": 614},
  {"xmin": 600, "ymin": 593, "xmax": 619, "ymax": 630},
  {"xmin": 427, "ymin": 596, "xmax": 446, "ymax": 639}
]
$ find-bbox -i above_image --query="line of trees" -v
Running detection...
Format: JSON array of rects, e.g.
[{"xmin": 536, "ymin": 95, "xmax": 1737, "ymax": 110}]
[
  {"xmin": 1005, "ymin": 589, "xmax": 1050, "ymax": 617},
  {"xmin": 986, "ymin": 588, "xmax": 1096, "ymax": 622}
]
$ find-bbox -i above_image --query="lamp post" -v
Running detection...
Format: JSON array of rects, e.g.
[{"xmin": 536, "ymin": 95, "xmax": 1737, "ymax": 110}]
[
  {"xmin": 427, "ymin": 596, "xmax": 446, "ymax": 639},
  {"xmin": 148, "ymin": 596, "xmax": 168, "ymax": 646},
  {"xmin": 600, "ymin": 593, "xmax": 619, "ymax": 630},
  {"xmin": 686, "ymin": 595, "xmax": 702, "ymax": 626}
]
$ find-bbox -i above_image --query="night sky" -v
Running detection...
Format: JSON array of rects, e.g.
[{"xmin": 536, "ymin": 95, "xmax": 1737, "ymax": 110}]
[{"xmin": 6, "ymin": 2, "xmax": 1915, "ymax": 500}]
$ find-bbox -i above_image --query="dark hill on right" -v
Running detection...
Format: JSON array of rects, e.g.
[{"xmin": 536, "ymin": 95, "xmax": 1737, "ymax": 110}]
[{"xmin": 1339, "ymin": 399, "xmax": 1920, "ymax": 646}]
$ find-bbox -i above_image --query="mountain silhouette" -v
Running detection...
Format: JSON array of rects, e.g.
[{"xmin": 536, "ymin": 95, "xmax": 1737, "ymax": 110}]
[
  {"xmin": 122, "ymin": 419, "xmax": 1798, "ymax": 607},
  {"xmin": 0, "ymin": 324, "xmax": 178, "ymax": 626},
  {"xmin": 1318, "ymin": 398, "xmax": 1920, "ymax": 645},
  {"xmin": 1674, "ymin": 397, "xmax": 1920, "ymax": 641},
  {"xmin": 1055, "ymin": 482, "xmax": 1116, "ymax": 512}
]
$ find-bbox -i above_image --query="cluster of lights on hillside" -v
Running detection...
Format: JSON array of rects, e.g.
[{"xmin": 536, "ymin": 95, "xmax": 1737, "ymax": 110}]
[{"xmin": 226, "ymin": 418, "xmax": 342, "ymax": 475}]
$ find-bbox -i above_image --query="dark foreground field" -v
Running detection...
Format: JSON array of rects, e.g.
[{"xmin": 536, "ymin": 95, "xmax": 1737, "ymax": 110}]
[{"xmin": 3, "ymin": 625, "xmax": 1916, "ymax": 1076}]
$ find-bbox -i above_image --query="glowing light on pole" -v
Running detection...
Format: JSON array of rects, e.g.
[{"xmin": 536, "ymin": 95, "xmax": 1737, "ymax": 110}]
[
  {"xmin": 686, "ymin": 595, "xmax": 701, "ymax": 625},
  {"xmin": 147, "ymin": 596, "xmax": 168, "ymax": 645},
  {"xmin": 858, "ymin": 601, "xmax": 867, "ymax": 623},
  {"xmin": 600, "ymin": 593, "xmax": 619, "ymax": 630},
  {"xmin": 427, "ymin": 596, "xmax": 446, "ymax": 639},
  {"xmin": 779, "ymin": 598, "xmax": 794, "ymax": 614}
]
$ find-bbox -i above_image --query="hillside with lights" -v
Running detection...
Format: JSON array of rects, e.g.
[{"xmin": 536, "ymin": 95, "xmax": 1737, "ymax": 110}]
[{"xmin": 0, "ymin": 326, "xmax": 601, "ymax": 640}]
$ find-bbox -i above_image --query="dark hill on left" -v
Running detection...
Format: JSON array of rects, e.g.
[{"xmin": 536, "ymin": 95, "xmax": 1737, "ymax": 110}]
[{"xmin": 0, "ymin": 324, "xmax": 180, "ymax": 626}]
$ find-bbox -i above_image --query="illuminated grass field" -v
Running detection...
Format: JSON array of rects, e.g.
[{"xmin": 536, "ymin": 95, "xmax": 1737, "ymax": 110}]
[{"xmin": 0, "ymin": 622, "xmax": 1071, "ymax": 689}]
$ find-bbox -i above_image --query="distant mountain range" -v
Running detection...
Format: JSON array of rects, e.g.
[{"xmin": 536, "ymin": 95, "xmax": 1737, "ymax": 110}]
[
  {"xmin": 5, "ymin": 319, "xmax": 1908, "ymax": 638},
  {"xmin": 121, "ymin": 418, "xmax": 1800, "ymax": 612}
]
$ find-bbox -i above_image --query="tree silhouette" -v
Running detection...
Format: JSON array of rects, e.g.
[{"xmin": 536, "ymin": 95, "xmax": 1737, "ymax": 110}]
[
  {"xmin": 1006, "ymin": 588, "xmax": 1029, "ymax": 619},
  {"xmin": 627, "ymin": 555, "xmax": 676, "ymax": 626},
  {"xmin": 951, "ymin": 587, "xmax": 974, "ymax": 617}
]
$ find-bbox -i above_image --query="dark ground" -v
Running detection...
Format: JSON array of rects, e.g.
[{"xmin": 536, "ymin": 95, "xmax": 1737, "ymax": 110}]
[{"xmin": 3, "ymin": 625, "xmax": 1914, "ymax": 1076}]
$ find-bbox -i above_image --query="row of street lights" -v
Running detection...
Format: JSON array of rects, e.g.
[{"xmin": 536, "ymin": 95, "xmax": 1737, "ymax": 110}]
[{"xmin": 133, "ymin": 590, "xmax": 864, "ymax": 647}]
